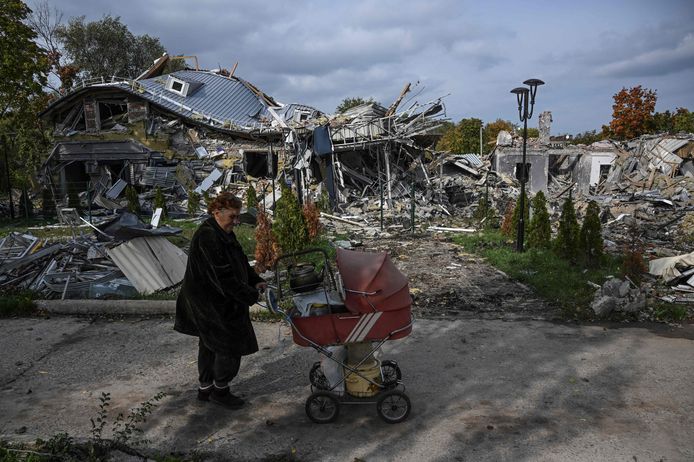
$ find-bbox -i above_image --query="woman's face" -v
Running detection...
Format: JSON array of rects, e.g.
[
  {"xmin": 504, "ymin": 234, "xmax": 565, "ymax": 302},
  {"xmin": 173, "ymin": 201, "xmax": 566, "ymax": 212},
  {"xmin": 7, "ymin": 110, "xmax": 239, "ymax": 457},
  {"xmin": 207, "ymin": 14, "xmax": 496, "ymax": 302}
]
[{"xmin": 213, "ymin": 207, "xmax": 241, "ymax": 233}]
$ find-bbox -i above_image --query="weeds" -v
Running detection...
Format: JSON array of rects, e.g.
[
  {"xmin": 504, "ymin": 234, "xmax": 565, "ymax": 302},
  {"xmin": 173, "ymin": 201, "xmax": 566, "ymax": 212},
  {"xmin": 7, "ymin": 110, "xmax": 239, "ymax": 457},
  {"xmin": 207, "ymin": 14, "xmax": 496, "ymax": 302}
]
[
  {"xmin": 653, "ymin": 302, "xmax": 690, "ymax": 322},
  {"xmin": 0, "ymin": 289, "xmax": 37, "ymax": 317},
  {"xmin": 0, "ymin": 391, "xmax": 169, "ymax": 461}
]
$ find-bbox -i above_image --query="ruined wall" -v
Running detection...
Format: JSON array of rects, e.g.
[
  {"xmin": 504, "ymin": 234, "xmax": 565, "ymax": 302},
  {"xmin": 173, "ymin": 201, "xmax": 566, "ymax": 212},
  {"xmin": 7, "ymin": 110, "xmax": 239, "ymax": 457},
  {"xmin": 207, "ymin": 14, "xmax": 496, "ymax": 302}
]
[
  {"xmin": 539, "ymin": 111, "xmax": 552, "ymax": 144},
  {"xmin": 494, "ymin": 148, "xmax": 549, "ymax": 193}
]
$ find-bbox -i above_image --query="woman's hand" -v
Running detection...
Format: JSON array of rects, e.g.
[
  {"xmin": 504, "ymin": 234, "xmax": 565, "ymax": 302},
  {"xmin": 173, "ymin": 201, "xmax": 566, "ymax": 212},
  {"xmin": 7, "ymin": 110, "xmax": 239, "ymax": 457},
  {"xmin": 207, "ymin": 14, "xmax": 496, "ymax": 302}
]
[{"xmin": 255, "ymin": 282, "xmax": 268, "ymax": 293}]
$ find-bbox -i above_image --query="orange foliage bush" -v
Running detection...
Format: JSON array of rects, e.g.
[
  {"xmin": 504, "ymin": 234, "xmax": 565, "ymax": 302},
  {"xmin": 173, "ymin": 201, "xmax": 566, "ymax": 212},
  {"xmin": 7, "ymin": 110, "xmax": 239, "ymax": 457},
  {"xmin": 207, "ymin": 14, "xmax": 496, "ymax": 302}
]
[
  {"xmin": 303, "ymin": 201, "xmax": 322, "ymax": 241},
  {"xmin": 254, "ymin": 210, "xmax": 280, "ymax": 272},
  {"xmin": 500, "ymin": 202, "xmax": 515, "ymax": 237}
]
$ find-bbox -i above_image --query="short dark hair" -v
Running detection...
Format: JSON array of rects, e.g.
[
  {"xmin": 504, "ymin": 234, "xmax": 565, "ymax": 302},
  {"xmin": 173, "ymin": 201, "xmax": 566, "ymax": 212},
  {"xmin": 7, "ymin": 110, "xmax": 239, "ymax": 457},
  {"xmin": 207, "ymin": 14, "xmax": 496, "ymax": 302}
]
[{"xmin": 207, "ymin": 192, "xmax": 242, "ymax": 214}]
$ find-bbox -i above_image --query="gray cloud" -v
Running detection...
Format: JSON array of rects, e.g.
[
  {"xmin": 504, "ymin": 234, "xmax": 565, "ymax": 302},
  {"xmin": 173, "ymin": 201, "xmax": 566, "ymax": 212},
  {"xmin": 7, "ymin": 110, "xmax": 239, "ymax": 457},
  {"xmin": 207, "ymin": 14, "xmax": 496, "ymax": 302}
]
[
  {"xmin": 594, "ymin": 33, "xmax": 694, "ymax": 77},
  {"xmin": 35, "ymin": 0, "xmax": 694, "ymax": 134}
]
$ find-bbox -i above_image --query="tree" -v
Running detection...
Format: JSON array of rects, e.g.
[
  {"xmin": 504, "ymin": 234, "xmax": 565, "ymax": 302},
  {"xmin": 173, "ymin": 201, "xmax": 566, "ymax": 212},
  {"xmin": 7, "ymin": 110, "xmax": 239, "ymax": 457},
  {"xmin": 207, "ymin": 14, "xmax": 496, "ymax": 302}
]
[
  {"xmin": 55, "ymin": 15, "xmax": 165, "ymax": 80},
  {"xmin": 483, "ymin": 119, "xmax": 514, "ymax": 154},
  {"xmin": 604, "ymin": 85, "xmax": 657, "ymax": 140},
  {"xmin": 437, "ymin": 118, "xmax": 483, "ymax": 153},
  {"xmin": 526, "ymin": 127, "xmax": 540, "ymax": 138},
  {"xmin": 0, "ymin": 0, "xmax": 48, "ymax": 118},
  {"xmin": 672, "ymin": 108, "xmax": 694, "ymax": 134},
  {"xmin": 651, "ymin": 110, "xmax": 674, "ymax": 134},
  {"xmin": 527, "ymin": 191, "xmax": 552, "ymax": 249},
  {"xmin": 579, "ymin": 200, "xmax": 603, "ymax": 266},
  {"xmin": 0, "ymin": 93, "xmax": 52, "ymax": 191},
  {"xmin": 335, "ymin": 97, "xmax": 379, "ymax": 114},
  {"xmin": 554, "ymin": 197, "xmax": 580, "ymax": 260},
  {"xmin": 570, "ymin": 129, "xmax": 604, "ymax": 145},
  {"xmin": 27, "ymin": 0, "xmax": 78, "ymax": 93}
]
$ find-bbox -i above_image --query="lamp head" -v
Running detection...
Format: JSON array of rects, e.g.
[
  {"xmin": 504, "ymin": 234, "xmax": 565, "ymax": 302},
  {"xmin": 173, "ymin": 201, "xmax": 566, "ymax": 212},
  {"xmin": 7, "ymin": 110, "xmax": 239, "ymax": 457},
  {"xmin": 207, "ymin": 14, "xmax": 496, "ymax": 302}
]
[
  {"xmin": 523, "ymin": 78, "xmax": 544, "ymax": 103},
  {"xmin": 511, "ymin": 87, "xmax": 529, "ymax": 111}
]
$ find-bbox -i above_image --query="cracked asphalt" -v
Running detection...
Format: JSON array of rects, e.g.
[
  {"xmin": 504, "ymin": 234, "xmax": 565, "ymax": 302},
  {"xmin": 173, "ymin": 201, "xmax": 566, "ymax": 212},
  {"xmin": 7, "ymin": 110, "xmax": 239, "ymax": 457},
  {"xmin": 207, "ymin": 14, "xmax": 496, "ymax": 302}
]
[{"xmin": 1, "ymin": 313, "xmax": 693, "ymax": 461}]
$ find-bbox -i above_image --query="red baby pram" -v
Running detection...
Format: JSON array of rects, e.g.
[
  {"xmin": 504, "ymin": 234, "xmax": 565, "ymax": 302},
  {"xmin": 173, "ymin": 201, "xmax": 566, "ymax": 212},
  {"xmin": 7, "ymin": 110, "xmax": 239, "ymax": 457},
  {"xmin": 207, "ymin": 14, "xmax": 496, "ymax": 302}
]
[{"xmin": 266, "ymin": 247, "xmax": 413, "ymax": 423}]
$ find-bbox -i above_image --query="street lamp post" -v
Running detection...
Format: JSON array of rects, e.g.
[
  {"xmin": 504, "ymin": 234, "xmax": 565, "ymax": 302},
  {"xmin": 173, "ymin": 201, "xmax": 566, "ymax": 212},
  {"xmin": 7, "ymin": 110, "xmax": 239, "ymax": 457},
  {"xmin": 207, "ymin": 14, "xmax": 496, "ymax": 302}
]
[{"xmin": 510, "ymin": 78, "xmax": 544, "ymax": 252}]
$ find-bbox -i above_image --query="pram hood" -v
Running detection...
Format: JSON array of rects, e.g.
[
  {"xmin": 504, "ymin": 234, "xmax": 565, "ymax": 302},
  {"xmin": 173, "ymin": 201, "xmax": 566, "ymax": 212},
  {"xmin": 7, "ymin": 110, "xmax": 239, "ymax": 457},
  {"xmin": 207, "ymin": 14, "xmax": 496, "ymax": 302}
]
[{"xmin": 336, "ymin": 248, "xmax": 411, "ymax": 314}]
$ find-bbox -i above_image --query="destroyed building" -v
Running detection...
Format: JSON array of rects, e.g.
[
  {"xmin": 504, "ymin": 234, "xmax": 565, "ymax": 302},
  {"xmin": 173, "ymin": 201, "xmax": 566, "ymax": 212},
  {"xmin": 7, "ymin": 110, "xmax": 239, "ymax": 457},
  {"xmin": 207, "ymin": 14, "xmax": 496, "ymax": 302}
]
[
  {"xmin": 491, "ymin": 111, "xmax": 620, "ymax": 196},
  {"xmin": 37, "ymin": 54, "xmax": 313, "ymax": 214},
  {"xmin": 36, "ymin": 54, "xmax": 449, "ymax": 221}
]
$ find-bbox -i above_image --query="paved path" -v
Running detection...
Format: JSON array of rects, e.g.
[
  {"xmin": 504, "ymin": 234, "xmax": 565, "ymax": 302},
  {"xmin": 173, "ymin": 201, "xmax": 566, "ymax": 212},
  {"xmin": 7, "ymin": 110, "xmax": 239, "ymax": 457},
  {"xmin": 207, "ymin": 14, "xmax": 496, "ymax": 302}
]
[{"xmin": 1, "ymin": 316, "xmax": 693, "ymax": 461}]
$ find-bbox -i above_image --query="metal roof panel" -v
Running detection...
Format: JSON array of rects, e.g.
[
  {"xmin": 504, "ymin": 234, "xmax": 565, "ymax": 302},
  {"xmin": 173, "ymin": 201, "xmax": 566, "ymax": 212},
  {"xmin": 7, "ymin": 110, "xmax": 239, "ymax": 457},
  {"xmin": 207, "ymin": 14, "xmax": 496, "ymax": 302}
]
[{"xmin": 119, "ymin": 71, "xmax": 272, "ymax": 129}]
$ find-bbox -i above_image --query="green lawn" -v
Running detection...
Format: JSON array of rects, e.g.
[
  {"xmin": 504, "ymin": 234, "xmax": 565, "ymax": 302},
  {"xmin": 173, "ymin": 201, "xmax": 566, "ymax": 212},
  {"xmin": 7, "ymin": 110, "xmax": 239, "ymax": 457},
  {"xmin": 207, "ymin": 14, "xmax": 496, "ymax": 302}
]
[{"xmin": 453, "ymin": 230, "xmax": 623, "ymax": 319}]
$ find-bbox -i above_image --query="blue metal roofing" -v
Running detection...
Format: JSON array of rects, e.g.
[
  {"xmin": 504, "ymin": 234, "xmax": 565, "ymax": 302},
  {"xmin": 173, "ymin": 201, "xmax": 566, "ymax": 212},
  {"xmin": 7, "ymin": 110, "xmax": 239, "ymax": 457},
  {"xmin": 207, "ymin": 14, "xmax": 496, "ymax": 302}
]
[{"xmin": 116, "ymin": 70, "xmax": 274, "ymax": 129}]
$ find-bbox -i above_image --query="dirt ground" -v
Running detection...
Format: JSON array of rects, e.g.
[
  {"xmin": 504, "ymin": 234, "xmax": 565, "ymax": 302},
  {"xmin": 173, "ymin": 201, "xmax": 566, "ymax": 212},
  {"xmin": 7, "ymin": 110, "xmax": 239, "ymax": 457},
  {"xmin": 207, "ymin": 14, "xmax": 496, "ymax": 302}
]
[{"xmin": 362, "ymin": 233, "xmax": 562, "ymax": 320}]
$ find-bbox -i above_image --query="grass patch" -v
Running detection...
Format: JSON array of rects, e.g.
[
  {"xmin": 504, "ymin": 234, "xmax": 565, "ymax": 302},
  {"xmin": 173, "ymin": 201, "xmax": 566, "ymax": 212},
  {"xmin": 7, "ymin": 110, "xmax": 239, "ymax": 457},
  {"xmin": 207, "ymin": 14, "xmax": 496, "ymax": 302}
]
[
  {"xmin": 453, "ymin": 230, "xmax": 622, "ymax": 319},
  {"xmin": 651, "ymin": 302, "xmax": 690, "ymax": 322},
  {"xmin": 0, "ymin": 290, "xmax": 37, "ymax": 317}
]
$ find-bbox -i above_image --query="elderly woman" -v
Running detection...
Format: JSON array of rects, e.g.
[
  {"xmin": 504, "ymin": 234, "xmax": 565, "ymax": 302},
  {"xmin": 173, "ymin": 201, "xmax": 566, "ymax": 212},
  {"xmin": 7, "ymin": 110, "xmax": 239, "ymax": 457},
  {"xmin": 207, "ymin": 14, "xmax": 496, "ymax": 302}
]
[{"xmin": 175, "ymin": 192, "xmax": 266, "ymax": 409}]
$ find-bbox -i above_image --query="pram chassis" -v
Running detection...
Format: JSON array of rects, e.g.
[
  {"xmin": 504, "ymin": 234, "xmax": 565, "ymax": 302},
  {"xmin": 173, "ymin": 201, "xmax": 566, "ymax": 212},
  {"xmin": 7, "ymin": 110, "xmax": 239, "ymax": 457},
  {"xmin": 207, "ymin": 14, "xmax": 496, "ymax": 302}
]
[{"xmin": 267, "ymin": 248, "xmax": 413, "ymax": 424}]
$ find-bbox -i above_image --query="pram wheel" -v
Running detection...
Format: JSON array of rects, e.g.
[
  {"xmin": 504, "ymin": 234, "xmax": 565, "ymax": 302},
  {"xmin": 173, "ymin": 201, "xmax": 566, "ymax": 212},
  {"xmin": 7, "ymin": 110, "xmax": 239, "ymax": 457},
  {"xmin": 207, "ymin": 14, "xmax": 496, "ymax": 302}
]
[
  {"xmin": 381, "ymin": 360, "xmax": 402, "ymax": 388},
  {"xmin": 309, "ymin": 362, "xmax": 330, "ymax": 390},
  {"xmin": 376, "ymin": 390, "xmax": 411, "ymax": 424},
  {"xmin": 305, "ymin": 391, "xmax": 340, "ymax": 423}
]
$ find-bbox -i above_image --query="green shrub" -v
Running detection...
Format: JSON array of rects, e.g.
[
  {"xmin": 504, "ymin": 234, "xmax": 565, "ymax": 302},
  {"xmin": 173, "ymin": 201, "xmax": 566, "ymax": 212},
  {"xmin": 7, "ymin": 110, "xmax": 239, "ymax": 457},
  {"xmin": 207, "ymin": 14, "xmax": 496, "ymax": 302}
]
[
  {"xmin": 273, "ymin": 181, "xmax": 308, "ymax": 255},
  {"xmin": 579, "ymin": 200, "xmax": 603, "ymax": 266},
  {"xmin": 187, "ymin": 189, "xmax": 200, "ymax": 216},
  {"xmin": 527, "ymin": 191, "xmax": 551, "ymax": 249},
  {"xmin": 473, "ymin": 196, "xmax": 497, "ymax": 229},
  {"xmin": 317, "ymin": 188, "xmax": 331, "ymax": 213},
  {"xmin": 554, "ymin": 196, "xmax": 580, "ymax": 260},
  {"xmin": 653, "ymin": 303, "xmax": 690, "ymax": 322},
  {"xmin": 125, "ymin": 186, "xmax": 140, "ymax": 215},
  {"xmin": 246, "ymin": 183, "xmax": 258, "ymax": 208},
  {"xmin": 0, "ymin": 290, "xmax": 36, "ymax": 317},
  {"xmin": 153, "ymin": 187, "xmax": 168, "ymax": 218}
]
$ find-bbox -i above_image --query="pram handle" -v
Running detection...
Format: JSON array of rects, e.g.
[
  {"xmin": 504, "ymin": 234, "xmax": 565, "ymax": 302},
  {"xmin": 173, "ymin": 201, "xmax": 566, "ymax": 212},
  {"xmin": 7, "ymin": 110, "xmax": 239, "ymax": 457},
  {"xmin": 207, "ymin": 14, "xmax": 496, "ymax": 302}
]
[{"xmin": 344, "ymin": 288, "xmax": 381, "ymax": 296}]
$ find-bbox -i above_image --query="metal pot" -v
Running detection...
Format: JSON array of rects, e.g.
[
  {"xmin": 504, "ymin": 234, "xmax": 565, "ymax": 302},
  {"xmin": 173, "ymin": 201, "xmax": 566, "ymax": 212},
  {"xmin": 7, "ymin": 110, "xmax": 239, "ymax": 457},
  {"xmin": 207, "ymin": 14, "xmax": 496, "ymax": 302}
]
[{"xmin": 289, "ymin": 263, "xmax": 323, "ymax": 292}]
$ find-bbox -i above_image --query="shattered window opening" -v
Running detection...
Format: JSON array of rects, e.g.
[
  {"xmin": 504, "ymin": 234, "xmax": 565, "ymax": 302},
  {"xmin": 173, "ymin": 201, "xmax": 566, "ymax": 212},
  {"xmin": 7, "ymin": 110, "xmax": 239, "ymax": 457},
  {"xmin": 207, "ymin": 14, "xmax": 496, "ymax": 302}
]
[{"xmin": 515, "ymin": 163, "xmax": 531, "ymax": 182}]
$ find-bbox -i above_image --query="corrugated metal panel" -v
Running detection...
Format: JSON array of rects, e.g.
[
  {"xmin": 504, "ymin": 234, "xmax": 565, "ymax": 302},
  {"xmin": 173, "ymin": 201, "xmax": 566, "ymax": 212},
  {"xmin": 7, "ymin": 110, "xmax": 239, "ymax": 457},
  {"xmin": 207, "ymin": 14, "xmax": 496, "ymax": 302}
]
[
  {"xmin": 107, "ymin": 236, "xmax": 187, "ymax": 294},
  {"xmin": 657, "ymin": 138, "xmax": 690, "ymax": 154},
  {"xmin": 117, "ymin": 71, "xmax": 271, "ymax": 129},
  {"xmin": 456, "ymin": 153, "xmax": 483, "ymax": 167}
]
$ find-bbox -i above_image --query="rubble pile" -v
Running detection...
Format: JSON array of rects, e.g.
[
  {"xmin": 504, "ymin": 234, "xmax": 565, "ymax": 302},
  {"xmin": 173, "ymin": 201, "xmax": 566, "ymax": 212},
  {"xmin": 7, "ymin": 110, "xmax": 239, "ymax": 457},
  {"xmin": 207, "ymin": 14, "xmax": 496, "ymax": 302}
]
[
  {"xmin": 0, "ymin": 214, "xmax": 186, "ymax": 299},
  {"xmin": 648, "ymin": 251, "xmax": 694, "ymax": 304},
  {"xmin": 590, "ymin": 277, "xmax": 646, "ymax": 317}
]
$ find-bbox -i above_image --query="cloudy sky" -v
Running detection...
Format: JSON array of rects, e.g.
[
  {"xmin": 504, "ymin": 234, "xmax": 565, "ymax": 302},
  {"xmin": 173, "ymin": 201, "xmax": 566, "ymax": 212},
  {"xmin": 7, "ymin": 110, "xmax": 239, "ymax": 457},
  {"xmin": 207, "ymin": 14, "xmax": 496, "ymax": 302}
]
[{"xmin": 41, "ymin": 0, "xmax": 694, "ymax": 135}]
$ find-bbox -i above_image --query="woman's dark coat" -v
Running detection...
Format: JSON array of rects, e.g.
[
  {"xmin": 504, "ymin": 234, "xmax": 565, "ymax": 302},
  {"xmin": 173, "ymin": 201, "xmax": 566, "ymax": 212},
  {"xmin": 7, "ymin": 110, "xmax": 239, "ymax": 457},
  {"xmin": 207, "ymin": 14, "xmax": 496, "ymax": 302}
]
[{"xmin": 175, "ymin": 217, "xmax": 263, "ymax": 356}]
